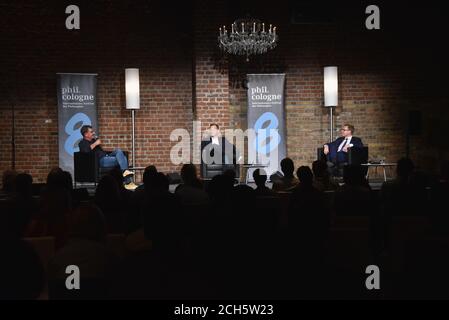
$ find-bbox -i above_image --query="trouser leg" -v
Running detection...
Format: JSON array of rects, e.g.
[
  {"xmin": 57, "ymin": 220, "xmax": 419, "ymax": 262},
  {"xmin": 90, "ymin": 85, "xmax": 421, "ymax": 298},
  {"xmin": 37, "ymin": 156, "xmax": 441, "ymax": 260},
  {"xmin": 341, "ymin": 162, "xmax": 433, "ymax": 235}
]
[{"xmin": 111, "ymin": 148, "xmax": 129, "ymax": 171}]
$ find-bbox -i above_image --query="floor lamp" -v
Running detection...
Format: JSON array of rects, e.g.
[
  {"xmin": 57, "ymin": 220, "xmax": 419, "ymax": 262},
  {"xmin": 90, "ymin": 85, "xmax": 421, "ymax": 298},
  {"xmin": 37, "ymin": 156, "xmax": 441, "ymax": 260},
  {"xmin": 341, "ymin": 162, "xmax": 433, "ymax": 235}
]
[
  {"xmin": 125, "ymin": 68, "xmax": 140, "ymax": 168},
  {"xmin": 324, "ymin": 66, "xmax": 338, "ymax": 141}
]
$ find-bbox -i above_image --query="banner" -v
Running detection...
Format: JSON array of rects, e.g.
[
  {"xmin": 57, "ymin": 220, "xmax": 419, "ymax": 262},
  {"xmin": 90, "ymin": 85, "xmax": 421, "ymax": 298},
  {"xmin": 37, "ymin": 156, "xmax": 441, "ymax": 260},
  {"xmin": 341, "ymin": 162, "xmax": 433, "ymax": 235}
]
[
  {"xmin": 57, "ymin": 73, "xmax": 98, "ymax": 175},
  {"xmin": 247, "ymin": 74, "xmax": 286, "ymax": 179}
]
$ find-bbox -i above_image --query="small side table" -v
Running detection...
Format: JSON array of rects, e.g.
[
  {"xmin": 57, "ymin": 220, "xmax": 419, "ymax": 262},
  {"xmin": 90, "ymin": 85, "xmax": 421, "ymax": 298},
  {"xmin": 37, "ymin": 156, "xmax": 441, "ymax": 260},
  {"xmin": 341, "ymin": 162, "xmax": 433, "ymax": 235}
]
[{"xmin": 361, "ymin": 163, "xmax": 396, "ymax": 182}]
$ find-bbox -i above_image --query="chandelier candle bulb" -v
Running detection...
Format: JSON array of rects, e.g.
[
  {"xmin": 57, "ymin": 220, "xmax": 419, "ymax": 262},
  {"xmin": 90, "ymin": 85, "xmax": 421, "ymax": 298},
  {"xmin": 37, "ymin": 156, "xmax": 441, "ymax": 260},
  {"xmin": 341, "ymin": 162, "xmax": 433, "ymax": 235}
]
[
  {"xmin": 253, "ymin": 22, "xmax": 256, "ymax": 32},
  {"xmin": 242, "ymin": 22, "xmax": 244, "ymax": 33},
  {"xmin": 262, "ymin": 23, "xmax": 265, "ymax": 32}
]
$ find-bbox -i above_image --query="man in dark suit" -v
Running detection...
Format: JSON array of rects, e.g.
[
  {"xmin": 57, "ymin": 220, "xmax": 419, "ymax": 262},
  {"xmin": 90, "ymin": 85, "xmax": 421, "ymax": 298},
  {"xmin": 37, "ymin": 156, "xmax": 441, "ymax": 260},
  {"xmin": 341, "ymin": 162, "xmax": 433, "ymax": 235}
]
[
  {"xmin": 200, "ymin": 124, "xmax": 240, "ymax": 178},
  {"xmin": 323, "ymin": 124, "xmax": 363, "ymax": 176}
]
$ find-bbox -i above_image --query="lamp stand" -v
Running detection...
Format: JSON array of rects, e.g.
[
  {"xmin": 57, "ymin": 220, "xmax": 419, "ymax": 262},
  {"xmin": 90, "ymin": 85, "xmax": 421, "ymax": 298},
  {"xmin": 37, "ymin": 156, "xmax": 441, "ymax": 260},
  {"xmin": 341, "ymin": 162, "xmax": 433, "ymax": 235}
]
[
  {"xmin": 11, "ymin": 96, "xmax": 16, "ymax": 170},
  {"xmin": 131, "ymin": 109, "xmax": 136, "ymax": 168},
  {"xmin": 329, "ymin": 106, "xmax": 334, "ymax": 142}
]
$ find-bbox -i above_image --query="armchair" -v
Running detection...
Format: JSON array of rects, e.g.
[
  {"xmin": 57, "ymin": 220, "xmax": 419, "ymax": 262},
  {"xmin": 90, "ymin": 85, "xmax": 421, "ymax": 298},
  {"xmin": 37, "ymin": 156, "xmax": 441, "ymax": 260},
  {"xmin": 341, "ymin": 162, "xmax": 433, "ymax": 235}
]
[{"xmin": 74, "ymin": 151, "xmax": 129, "ymax": 187}]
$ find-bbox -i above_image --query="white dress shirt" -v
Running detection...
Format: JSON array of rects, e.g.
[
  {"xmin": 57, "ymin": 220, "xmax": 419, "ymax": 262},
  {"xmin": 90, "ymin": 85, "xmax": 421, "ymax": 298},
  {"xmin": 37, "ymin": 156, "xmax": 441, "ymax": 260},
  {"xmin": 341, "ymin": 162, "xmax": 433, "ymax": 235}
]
[
  {"xmin": 211, "ymin": 136, "xmax": 220, "ymax": 145},
  {"xmin": 337, "ymin": 136, "xmax": 353, "ymax": 152}
]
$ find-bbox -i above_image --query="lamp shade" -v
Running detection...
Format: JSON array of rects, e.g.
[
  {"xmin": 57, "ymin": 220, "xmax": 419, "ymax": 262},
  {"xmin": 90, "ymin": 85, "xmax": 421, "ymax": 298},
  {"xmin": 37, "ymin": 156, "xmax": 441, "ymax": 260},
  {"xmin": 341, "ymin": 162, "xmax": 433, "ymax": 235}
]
[
  {"xmin": 323, "ymin": 66, "xmax": 338, "ymax": 107},
  {"xmin": 125, "ymin": 68, "xmax": 140, "ymax": 109}
]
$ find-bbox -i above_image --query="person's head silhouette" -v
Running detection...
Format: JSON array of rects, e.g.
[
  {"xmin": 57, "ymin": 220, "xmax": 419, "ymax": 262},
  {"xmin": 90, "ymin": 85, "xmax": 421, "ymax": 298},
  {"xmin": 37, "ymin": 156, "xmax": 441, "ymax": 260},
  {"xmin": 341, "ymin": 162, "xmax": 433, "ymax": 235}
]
[
  {"xmin": 253, "ymin": 169, "xmax": 267, "ymax": 188},
  {"xmin": 180, "ymin": 164, "xmax": 198, "ymax": 185},
  {"xmin": 312, "ymin": 160, "xmax": 328, "ymax": 179},
  {"xmin": 280, "ymin": 158, "xmax": 295, "ymax": 178},
  {"xmin": 297, "ymin": 166, "xmax": 313, "ymax": 187}
]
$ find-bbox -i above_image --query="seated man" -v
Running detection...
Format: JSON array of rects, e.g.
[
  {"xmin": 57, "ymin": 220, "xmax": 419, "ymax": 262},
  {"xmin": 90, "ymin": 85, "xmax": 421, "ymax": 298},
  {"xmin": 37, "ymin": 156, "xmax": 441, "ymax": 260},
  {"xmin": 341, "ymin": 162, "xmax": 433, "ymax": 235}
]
[
  {"xmin": 323, "ymin": 123, "xmax": 363, "ymax": 177},
  {"xmin": 201, "ymin": 123, "xmax": 241, "ymax": 164},
  {"xmin": 78, "ymin": 125, "xmax": 135, "ymax": 187},
  {"xmin": 200, "ymin": 123, "xmax": 241, "ymax": 178}
]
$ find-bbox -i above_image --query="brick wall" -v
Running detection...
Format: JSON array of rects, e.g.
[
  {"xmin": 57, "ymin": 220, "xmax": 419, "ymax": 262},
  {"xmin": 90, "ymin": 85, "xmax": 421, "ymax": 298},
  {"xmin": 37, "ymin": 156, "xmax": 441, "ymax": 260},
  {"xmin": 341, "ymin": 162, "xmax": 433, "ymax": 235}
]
[
  {"xmin": 1, "ymin": 1, "xmax": 448, "ymax": 184},
  {"xmin": 0, "ymin": 1, "xmax": 195, "ymax": 182},
  {"xmin": 192, "ymin": 0, "xmax": 230, "ymax": 162},
  {"xmin": 228, "ymin": 1, "xmax": 449, "ymax": 173}
]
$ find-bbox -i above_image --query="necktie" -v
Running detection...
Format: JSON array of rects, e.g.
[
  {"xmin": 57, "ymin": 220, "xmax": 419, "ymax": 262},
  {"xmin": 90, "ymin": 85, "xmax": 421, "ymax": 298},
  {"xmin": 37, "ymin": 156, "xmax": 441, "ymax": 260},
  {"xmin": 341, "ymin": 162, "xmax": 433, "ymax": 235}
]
[{"xmin": 338, "ymin": 138, "xmax": 348, "ymax": 152}]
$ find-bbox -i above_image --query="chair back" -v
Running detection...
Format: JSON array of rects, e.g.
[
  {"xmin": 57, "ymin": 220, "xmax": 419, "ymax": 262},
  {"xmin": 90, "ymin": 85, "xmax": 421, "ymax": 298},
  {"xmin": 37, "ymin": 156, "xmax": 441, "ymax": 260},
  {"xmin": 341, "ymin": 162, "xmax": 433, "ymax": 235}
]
[
  {"xmin": 348, "ymin": 146, "xmax": 369, "ymax": 165},
  {"xmin": 74, "ymin": 152, "xmax": 98, "ymax": 183}
]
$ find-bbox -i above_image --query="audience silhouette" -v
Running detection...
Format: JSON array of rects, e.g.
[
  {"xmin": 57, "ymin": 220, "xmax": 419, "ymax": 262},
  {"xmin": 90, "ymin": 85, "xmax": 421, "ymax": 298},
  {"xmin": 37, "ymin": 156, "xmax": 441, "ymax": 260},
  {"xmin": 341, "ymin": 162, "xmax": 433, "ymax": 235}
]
[{"xmin": 1, "ymin": 156, "xmax": 448, "ymax": 299}]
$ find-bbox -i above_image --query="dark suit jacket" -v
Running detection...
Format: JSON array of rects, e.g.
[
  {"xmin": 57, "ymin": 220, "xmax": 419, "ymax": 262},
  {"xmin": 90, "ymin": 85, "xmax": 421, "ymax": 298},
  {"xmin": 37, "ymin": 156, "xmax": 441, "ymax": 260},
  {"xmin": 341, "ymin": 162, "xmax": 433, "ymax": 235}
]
[
  {"xmin": 201, "ymin": 137, "xmax": 237, "ymax": 165},
  {"xmin": 326, "ymin": 136, "xmax": 363, "ymax": 164}
]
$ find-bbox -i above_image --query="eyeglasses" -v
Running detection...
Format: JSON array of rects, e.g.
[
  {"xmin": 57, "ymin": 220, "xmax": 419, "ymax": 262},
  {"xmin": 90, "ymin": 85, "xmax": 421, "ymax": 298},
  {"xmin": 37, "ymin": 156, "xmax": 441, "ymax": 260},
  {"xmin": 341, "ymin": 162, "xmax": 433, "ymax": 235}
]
[{"xmin": 340, "ymin": 129, "xmax": 350, "ymax": 131}]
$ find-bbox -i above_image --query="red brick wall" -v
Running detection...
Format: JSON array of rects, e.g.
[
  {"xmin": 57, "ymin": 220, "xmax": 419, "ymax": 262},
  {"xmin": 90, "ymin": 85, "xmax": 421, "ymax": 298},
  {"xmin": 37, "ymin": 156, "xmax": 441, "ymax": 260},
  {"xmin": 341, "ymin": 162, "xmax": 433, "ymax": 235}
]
[
  {"xmin": 228, "ymin": 3, "xmax": 449, "ymax": 174},
  {"xmin": 1, "ymin": 1, "xmax": 448, "ymax": 185},
  {"xmin": 193, "ymin": 0, "xmax": 230, "ymax": 163},
  {"xmin": 0, "ymin": 1, "xmax": 195, "ymax": 182}
]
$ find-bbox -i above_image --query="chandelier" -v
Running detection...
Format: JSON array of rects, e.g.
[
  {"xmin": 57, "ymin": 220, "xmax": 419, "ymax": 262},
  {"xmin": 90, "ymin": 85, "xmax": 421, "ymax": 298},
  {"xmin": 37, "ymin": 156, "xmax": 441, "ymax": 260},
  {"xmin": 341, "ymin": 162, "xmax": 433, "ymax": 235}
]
[{"xmin": 218, "ymin": 18, "xmax": 278, "ymax": 61}]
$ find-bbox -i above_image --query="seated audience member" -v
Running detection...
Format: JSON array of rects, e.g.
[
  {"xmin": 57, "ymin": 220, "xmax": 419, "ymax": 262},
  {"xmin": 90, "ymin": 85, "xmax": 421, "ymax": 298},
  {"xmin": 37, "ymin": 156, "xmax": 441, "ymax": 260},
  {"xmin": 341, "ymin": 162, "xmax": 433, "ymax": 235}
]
[
  {"xmin": 323, "ymin": 123, "xmax": 363, "ymax": 176},
  {"xmin": 334, "ymin": 165, "xmax": 372, "ymax": 216},
  {"xmin": 381, "ymin": 158, "xmax": 427, "ymax": 216},
  {"xmin": 48, "ymin": 204, "xmax": 118, "ymax": 299},
  {"xmin": 206, "ymin": 173, "xmax": 235, "ymax": 204},
  {"xmin": 142, "ymin": 173, "xmax": 183, "ymax": 259},
  {"xmin": 60, "ymin": 170, "xmax": 87, "ymax": 207},
  {"xmin": 288, "ymin": 166, "xmax": 330, "ymax": 264},
  {"xmin": 61, "ymin": 170, "xmax": 74, "ymax": 191},
  {"xmin": 175, "ymin": 164, "xmax": 209, "ymax": 205},
  {"xmin": 109, "ymin": 168, "xmax": 133, "ymax": 202},
  {"xmin": 223, "ymin": 168, "xmax": 238, "ymax": 185},
  {"xmin": 1, "ymin": 170, "xmax": 17, "ymax": 199},
  {"xmin": 108, "ymin": 168, "xmax": 135, "ymax": 233},
  {"xmin": 253, "ymin": 169, "xmax": 275, "ymax": 196},
  {"xmin": 94, "ymin": 175, "xmax": 125, "ymax": 233},
  {"xmin": 312, "ymin": 160, "xmax": 340, "ymax": 192},
  {"xmin": 229, "ymin": 184, "xmax": 257, "ymax": 234},
  {"xmin": 290, "ymin": 166, "xmax": 323, "ymax": 199},
  {"xmin": 0, "ymin": 239, "xmax": 45, "ymax": 300},
  {"xmin": 272, "ymin": 158, "xmax": 299, "ymax": 192},
  {"xmin": 27, "ymin": 168, "xmax": 72, "ymax": 248},
  {"xmin": 127, "ymin": 165, "xmax": 159, "ymax": 233},
  {"xmin": 135, "ymin": 165, "xmax": 158, "ymax": 192},
  {"xmin": 6, "ymin": 173, "xmax": 37, "ymax": 238}
]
